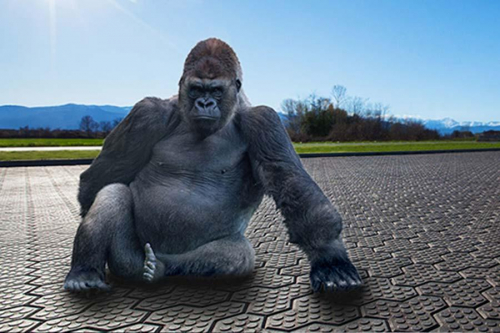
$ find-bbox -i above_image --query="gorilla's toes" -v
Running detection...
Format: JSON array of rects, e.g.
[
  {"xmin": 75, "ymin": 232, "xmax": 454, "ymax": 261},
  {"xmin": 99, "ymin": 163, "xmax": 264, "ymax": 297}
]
[
  {"xmin": 143, "ymin": 243, "xmax": 165, "ymax": 283},
  {"xmin": 310, "ymin": 257, "xmax": 362, "ymax": 293},
  {"xmin": 64, "ymin": 268, "xmax": 110, "ymax": 293}
]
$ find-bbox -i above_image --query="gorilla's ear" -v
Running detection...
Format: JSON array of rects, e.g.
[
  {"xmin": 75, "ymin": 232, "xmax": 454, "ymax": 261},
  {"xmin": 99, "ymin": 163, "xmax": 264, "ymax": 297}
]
[{"xmin": 236, "ymin": 79, "xmax": 242, "ymax": 92}]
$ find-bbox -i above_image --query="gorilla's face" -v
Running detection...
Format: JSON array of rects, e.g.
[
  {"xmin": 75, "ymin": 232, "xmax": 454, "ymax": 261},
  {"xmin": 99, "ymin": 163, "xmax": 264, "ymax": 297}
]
[{"xmin": 179, "ymin": 76, "xmax": 241, "ymax": 139}]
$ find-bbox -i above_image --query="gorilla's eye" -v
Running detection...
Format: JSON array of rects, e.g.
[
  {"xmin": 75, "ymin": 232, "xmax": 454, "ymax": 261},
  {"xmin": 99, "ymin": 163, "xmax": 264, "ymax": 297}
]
[
  {"xmin": 188, "ymin": 86, "xmax": 202, "ymax": 99},
  {"xmin": 212, "ymin": 88, "xmax": 224, "ymax": 99}
]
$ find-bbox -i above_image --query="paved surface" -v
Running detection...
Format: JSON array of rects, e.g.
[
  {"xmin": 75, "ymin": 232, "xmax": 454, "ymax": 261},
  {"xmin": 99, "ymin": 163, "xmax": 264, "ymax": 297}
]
[
  {"xmin": 0, "ymin": 147, "xmax": 102, "ymax": 152},
  {"xmin": 0, "ymin": 152, "xmax": 499, "ymax": 332}
]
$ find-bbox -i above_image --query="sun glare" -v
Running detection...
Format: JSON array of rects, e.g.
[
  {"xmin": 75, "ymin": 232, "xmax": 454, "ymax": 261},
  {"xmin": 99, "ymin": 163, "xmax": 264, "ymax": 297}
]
[{"xmin": 43, "ymin": 0, "xmax": 177, "ymax": 58}]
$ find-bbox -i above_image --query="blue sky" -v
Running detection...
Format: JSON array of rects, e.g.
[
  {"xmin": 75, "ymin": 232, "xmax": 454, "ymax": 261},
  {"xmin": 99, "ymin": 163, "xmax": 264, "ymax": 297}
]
[{"xmin": 0, "ymin": 0, "xmax": 499, "ymax": 122}]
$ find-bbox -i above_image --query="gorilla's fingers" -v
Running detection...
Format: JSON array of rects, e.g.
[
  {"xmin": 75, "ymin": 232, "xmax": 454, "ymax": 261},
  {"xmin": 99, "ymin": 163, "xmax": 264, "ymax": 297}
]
[
  {"xmin": 71, "ymin": 281, "xmax": 81, "ymax": 292},
  {"xmin": 145, "ymin": 243, "xmax": 155, "ymax": 259},
  {"xmin": 325, "ymin": 281, "xmax": 335, "ymax": 290},
  {"xmin": 84, "ymin": 279, "xmax": 111, "ymax": 292},
  {"xmin": 337, "ymin": 279, "xmax": 348, "ymax": 288},
  {"xmin": 64, "ymin": 280, "xmax": 74, "ymax": 291},
  {"xmin": 144, "ymin": 266, "xmax": 155, "ymax": 275},
  {"xmin": 345, "ymin": 277, "xmax": 357, "ymax": 287},
  {"xmin": 97, "ymin": 281, "xmax": 111, "ymax": 291},
  {"xmin": 143, "ymin": 272, "xmax": 154, "ymax": 282},
  {"xmin": 311, "ymin": 276, "xmax": 321, "ymax": 292},
  {"xmin": 143, "ymin": 242, "xmax": 164, "ymax": 283}
]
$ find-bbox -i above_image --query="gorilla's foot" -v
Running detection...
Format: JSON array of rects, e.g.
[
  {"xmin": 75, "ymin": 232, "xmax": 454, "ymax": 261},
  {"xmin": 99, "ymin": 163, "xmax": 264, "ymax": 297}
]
[
  {"xmin": 64, "ymin": 267, "xmax": 110, "ymax": 293},
  {"xmin": 143, "ymin": 243, "xmax": 165, "ymax": 283},
  {"xmin": 310, "ymin": 256, "xmax": 362, "ymax": 293}
]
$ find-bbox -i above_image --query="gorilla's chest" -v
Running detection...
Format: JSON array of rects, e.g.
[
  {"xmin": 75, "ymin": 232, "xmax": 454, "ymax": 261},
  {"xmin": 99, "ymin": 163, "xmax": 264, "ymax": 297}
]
[
  {"xmin": 131, "ymin": 122, "xmax": 260, "ymax": 253},
  {"xmin": 149, "ymin": 127, "xmax": 248, "ymax": 177}
]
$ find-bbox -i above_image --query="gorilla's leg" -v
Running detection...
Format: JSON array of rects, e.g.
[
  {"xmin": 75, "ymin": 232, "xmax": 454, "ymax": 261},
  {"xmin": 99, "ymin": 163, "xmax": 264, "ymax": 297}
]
[
  {"xmin": 143, "ymin": 234, "xmax": 254, "ymax": 282},
  {"xmin": 64, "ymin": 184, "xmax": 144, "ymax": 292}
]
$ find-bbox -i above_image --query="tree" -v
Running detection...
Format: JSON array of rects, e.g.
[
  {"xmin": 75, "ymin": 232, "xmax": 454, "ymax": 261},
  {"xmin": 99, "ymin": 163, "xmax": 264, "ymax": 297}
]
[
  {"xmin": 331, "ymin": 85, "xmax": 347, "ymax": 109},
  {"xmin": 112, "ymin": 118, "xmax": 123, "ymax": 129},
  {"xmin": 79, "ymin": 115, "xmax": 99, "ymax": 137},
  {"xmin": 346, "ymin": 96, "xmax": 368, "ymax": 115},
  {"xmin": 281, "ymin": 98, "xmax": 310, "ymax": 141},
  {"xmin": 99, "ymin": 121, "xmax": 113, "ymax": 136}
]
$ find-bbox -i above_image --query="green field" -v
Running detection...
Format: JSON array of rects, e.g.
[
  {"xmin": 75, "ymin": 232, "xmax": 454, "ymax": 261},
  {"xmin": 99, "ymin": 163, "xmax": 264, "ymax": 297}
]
[
  {"xmin": 293, "ymin": 141, "xmax": 500, "ymax": 154},
  {"xmin": 0, "ymin": 140, "xmax": 499, "ymax": 161},
  {"xmin": 0, "ymin": 138, "xmax": 104, "ymax": 147},
  {"xmin": 0, "ymin": 150, "xmax": 100, "ymax": 161}
]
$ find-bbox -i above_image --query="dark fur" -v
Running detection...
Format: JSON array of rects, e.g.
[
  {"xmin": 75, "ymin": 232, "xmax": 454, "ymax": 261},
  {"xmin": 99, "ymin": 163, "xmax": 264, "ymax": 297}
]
[
  {"xmin": 182, "ymin": 38, "xmax": 241, "ymax": 81},
  {"xmin": 65, "ymin": 38, "xmax": 361, "ymax": 293}
]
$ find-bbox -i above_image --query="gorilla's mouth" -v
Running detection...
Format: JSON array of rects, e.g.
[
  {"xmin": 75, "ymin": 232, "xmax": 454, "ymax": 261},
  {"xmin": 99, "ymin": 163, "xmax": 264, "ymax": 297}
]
[{"xmin": 192, "ymin": 115, "xmax": 219, "ymax": 121}]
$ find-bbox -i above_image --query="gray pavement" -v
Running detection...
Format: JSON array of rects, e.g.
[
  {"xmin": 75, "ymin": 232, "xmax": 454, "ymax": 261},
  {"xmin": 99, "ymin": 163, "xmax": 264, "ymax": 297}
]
[{"xmin": 0, "ymin": 152, "xmax": 499, "ymax": 332}]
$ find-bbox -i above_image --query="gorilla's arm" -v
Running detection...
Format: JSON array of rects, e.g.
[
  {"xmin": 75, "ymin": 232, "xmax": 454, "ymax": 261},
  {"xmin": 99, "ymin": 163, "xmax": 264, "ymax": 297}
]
[
  {"xmin": 239, "ymin": 106, "xmax": 361, "ymax": 291},
  {"xmin": 238, "ymin": 106, "xmax": 342, "ymax": 256},
  {"xmin": 78, "ymin": 97, "xmax": 179, "ymax": 216}
]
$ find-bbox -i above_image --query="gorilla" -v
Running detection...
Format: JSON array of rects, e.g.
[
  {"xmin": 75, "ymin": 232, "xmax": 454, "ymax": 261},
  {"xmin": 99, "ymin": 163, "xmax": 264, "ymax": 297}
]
[{"xmin": 64, "ymin": 38, "xmax": 361, "ymax": 293}]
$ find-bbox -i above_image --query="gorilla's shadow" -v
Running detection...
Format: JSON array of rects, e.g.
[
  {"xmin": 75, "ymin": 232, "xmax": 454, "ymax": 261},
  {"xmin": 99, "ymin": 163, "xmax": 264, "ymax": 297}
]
[
  {"xmin": 316, "ymin": 288, "xmax": 366, "ymax": 305},
  {"xmin": 108, "ymin": 270, "xmax": 366, "ymax": 306},
  {"xmin": 108, "ymin": 270, "xmax": 255, "ymax": 292}
]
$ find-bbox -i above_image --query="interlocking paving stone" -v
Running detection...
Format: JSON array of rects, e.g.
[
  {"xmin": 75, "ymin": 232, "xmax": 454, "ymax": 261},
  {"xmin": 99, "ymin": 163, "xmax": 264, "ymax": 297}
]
[
  {"xmin": 231, "ymin": 284, "xmax": 311, "ymax": 315},
  {"xmin": 0, "ymin": 152, "xmax": 499, "ymax": 331},
  {"xmin": 212, "ymin": 314, "xmax": 264, "ymax": 332},
  {"xmin": 136, "ymin": 287, "xmax": 230, "ymax": 311},
  {"xmin": 434, "ymin": 307, "xmax": 500, "ymax": 332},
  {"xmin": 392, "ymin": 246, "xmax": 450, "ymax": 265},
  {"xmin": 146, "ymin": 301, "xmax": 246, "ymax": 332},
  {"xmin": 34, "ymin": 297, "xmax": 148, "ymax": 332},
  {"xmin": 0, "ymin": 306, "xmax": 40, "ymax": 324},
  {"xmin": 460, "ymin": 266, "xmax": 500, "ymax": 287},
  {"xmin": 479, "ymin": 287, "xmax": 500, "ymax": 320},
  {"xmin": 391, "ymin": 264, "xmax": 462, "ymax": 287},
  {"xmin": 355, "ymin": 256, "xmax": 413, "ymax": 278},
  {"xmin": 360, "ymin": 296, "xmax": 447, "ymax": 331},
  {"xmin": 0, "ymin": 319, "xmax": 41, "ymax": 332},
  {"xmin": 265, "ymin": 295, "xmax": 359, "ymax": 330},
  {"xmin": 290, "ymin": 318, "xmax": 390, "ymax": 332},
  {"xmin": 417, "ymin": 278, "xmax": 493, "ymax": 308}
]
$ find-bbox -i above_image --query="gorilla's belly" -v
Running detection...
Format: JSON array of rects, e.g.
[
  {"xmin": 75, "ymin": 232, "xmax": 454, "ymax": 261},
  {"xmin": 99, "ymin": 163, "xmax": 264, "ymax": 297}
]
[{"xmin": 130, "ymin": 174, "xmax": 256, "ymax": 254}]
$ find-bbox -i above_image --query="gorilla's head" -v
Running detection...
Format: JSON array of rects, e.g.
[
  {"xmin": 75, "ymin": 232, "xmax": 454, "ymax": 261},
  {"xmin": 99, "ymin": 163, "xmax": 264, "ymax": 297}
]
[{"xmin": 179, "ymin": 38, "xmax": 243, "ymax": 139}]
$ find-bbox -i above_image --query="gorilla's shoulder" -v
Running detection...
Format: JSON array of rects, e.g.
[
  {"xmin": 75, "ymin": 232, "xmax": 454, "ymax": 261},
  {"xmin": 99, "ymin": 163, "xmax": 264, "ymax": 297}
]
[
  {"xmin": 236, "ymin": 105, "xmax": 282, "ymax": 132},
  {"xmin": 127, "ymin": 96, "xmax": 180, "ymax": 128},
  {"xmin": 132, "ymin": 96, "xmax": 178, "ymax": 115}
]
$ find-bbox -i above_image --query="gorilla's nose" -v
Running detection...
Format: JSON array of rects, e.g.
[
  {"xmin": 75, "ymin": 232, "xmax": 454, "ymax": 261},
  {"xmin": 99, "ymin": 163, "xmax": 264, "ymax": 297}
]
[
  {"xmin": 196, "ymin": 98, "xmax": 216, "ymax": 110},
  {"xmin": 194, "ymin": 98, "xmax": 219, "ymax": 119}
]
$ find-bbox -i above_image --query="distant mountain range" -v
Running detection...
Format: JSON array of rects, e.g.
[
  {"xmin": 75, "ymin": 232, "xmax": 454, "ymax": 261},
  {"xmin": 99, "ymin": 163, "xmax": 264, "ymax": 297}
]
[
  {"xmin": 388, "ymin": 116, "xmax": 500, "ymax": 134},
  {"xmin": 0, "ymin": 104, "xmax": 131, "ymax": 130},
  {"xmin": 0, "ymin": 104, "xmax": 498, "ymax": 134}
]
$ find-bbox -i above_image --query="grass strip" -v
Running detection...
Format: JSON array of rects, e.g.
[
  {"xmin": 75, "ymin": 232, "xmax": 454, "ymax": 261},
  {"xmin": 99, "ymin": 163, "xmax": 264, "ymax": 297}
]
[
  {"xmin": 0, "ymin": 150, "xmax": 101, "ymax": 161},
  {"xmin": 294, "ymin": 142, "xmax": 500, "ymax": 154},
  {"xmin": 0, "ymin": 138, "xmax": 104, "ymax": 147}
]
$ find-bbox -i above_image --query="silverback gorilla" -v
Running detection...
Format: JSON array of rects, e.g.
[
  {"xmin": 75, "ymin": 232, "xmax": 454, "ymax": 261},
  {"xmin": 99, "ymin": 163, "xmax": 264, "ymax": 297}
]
[{"xmin": 64, "ymin": 38, "xmax": 361, "ymax": 293}]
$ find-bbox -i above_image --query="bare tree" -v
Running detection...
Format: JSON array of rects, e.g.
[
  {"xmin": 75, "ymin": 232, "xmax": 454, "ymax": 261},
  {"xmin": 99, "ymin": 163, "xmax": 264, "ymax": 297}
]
[
  {"xmin": 99, "ymin": 121, "xmax": 113, "ymax": 136},
  {"xmin": 281, "ymin": 99, "xmax": 298, "ymax": 116},
  {"xmin": 112, "ymin": 118, "xmax": 123, "ymax": 129},
  {"xmin": 79, "ymin": 115, "xmax": 99, "ymax": 137},
  {"xmin": 331, "ymin": 85, "xmax": 347, "ymax": 109},
  {"xmin": 281, "ymin": 99, "xmax": 303, "ymax": 135},
  {"xmin": 347, "ymin": 96, "xmax": 368, "ymax": 115}
]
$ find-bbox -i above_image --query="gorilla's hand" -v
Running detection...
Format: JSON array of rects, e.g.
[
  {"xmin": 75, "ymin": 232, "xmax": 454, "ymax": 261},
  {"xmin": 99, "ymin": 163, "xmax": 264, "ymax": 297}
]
[{"xmin": 309, "ymin": 254, "xmax": 362, "ymax": 292}]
